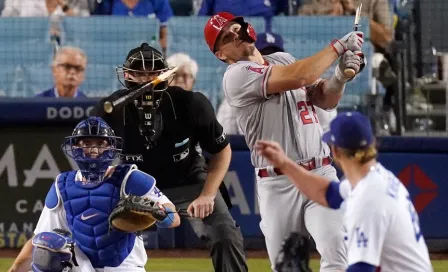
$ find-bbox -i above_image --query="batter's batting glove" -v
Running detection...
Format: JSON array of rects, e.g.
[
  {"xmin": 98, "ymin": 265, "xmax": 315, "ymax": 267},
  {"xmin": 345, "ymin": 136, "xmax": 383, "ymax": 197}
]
[
  {"xmin": 275, "ymin": 232, "xmax": 313, "ymax": 272},
  {"xmin": 331, "ymin": 31, "xmax": 364, "ymax": 57},
  {"xmin": 335, "ymin": 50, "xmax": 367, "ymax": 82}
]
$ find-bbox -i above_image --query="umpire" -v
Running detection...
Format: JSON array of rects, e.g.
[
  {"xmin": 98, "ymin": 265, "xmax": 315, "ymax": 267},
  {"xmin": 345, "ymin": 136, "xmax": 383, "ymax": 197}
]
[{"xmin": 91, "ymin": 43, "xmax": 248, "ymax": 272}]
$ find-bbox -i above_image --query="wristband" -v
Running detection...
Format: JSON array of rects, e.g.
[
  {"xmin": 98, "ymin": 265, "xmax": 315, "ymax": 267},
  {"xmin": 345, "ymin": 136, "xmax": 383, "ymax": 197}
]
[
  {"xmin": 156, "ymin": 206, "xmax": 175, "ymax": 228},
  {"xmin": 330, "ymin": 39, "xmax": 345, "ymax": 57}
]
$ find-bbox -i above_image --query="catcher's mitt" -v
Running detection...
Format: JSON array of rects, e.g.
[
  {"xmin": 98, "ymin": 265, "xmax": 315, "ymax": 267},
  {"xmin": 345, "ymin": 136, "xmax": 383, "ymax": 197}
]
[
  {"xmin": 108, "ymin": 195, "xmax": 168, "ymax": 233},
  {"xmin": 275, "ymin": 232, "xmax": 312, "ymax": 272}
]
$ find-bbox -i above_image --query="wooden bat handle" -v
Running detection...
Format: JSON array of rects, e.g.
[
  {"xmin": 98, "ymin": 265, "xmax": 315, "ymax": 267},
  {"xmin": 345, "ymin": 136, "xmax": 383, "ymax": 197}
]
[{"xmin": 344, "ymin": 68, "xmax": 356, "ymax": 78}]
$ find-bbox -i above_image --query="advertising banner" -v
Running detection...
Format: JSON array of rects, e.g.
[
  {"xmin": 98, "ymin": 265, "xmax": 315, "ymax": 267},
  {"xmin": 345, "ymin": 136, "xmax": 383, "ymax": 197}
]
[{"xmin": 0, "ymin": 126, "xmax": 76, "ymax": 248}]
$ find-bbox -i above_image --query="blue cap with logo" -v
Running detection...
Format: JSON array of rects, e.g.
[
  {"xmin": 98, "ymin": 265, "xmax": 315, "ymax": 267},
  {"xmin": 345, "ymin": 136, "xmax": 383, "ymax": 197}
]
[
  {"xmin": 322, "ymin": 111, "xmax": 374, "ymax": 149},
  {"xmin": 255, "ymin": 32, "xmax": 284, "ymax": 52}
]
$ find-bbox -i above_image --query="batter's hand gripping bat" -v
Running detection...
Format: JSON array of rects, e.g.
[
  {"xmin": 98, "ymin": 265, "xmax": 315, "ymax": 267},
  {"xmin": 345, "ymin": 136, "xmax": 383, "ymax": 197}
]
[{"xmin": 344, "ymin": 3, "xmax": 363, "ymax": 78}]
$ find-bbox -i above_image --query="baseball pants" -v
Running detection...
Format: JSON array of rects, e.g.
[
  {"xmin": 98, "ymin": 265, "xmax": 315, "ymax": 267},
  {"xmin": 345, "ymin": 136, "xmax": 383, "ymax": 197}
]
[{"xmin": 257, "ymin": 165, "xmax": 347, "ymax": 272}]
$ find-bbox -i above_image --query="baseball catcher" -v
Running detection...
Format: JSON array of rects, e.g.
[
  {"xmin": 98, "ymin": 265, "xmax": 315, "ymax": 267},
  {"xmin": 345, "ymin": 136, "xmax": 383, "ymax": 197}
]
[{"xmin": 8, "ymin": 117, "xmax": 180, "ymax": 272}]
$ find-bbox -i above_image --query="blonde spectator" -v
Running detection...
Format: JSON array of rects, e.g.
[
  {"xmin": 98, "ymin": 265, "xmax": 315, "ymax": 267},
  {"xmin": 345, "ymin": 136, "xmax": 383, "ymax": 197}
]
[
  {"xmin": 167, "ymin": 53, "xmax": 198, "ymax": 91},
  {"xmin": 35, "ymin": 46, "xmax": 88, "ymax": 98}
]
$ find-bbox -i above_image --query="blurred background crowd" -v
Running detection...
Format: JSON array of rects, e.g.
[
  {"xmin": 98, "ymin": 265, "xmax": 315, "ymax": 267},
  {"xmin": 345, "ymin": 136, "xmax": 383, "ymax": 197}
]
[{"xmin": 0, "ymin": 0, "xmax": 446, "ymax": 137}]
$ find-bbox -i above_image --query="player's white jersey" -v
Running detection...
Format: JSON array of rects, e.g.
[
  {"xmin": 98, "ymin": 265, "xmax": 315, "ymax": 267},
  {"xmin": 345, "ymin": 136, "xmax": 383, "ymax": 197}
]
[
  {"xmin": 339, "ymin": 163, "xmax": 432, "ymax": 271},
  {"xmin": 34, "ymin": 168, "xmax": 172, "ymax": 271},
  {"xmin": 222, "ymin": 52, "xmax": 332, "ymax": 168}
]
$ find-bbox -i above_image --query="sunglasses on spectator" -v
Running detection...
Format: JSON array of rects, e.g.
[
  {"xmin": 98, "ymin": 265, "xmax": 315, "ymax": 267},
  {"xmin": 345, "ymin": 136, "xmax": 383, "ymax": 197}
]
[{"xmin": 58, "ymin": 63, "xmax": 85, "ymax": 73}]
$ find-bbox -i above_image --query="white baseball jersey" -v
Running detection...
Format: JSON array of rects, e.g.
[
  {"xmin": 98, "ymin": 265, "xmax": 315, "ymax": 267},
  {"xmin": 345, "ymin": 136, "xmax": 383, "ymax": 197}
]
[
  {"xmin": 223, "ymin": 52, "xmax": 333, "ymax": 168},
  {"xmin": 336, "ymin": 163, "xmax": 432, "ymax": 271},
  {"xmin": 34, "ymin": 169, "xmax": 172, "ymax": 272}
]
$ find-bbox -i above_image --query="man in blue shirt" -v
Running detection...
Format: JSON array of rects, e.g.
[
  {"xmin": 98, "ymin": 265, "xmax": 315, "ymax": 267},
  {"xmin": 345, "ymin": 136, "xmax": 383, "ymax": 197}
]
[
  {"xmin": 197, "ymin": 0, "xmax": 288, "ymax": 31},
  {"xmin": 93, "ymin": 0, "xmax": 174, "ymax": 57},
  {"xmin": 35, "ymin": 46, "xmax": 87, "ymax": 98}
]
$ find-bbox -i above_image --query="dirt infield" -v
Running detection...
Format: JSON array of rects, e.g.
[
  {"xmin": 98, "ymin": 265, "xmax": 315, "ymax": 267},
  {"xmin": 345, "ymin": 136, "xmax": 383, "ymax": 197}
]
[{"xmin": 2, "ymin": 248, "xmax": 447, "ymax": 260}]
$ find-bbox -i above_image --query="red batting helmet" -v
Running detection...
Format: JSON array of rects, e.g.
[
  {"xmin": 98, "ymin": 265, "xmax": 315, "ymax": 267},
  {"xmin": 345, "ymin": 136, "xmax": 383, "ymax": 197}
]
[{"xmin": 204, "ymin": 12, "xmax": 257, "ymax": 53}]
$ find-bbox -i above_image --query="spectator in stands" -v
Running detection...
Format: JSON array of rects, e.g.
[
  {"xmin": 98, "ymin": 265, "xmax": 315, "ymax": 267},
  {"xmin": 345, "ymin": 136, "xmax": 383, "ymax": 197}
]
[
  {"xmin": 298, "ymin": 0, "xmax": 393, "ymax": 51},
  {"xmin": 1, "ymin": 0, "xmax": 90, "ymax": 17},
  {"xmin": 35, "ymin": 46, "xmax": 87, "ymax": 98},
  {"xmin": 93, "ymin": 0, "xmax": 173, "ymax": 57},
  {"xmin": 166, "ymin": 53, "xmax": 198, "ymax": 91},
  {"xmin": 197, "ymin": 0, "xmax": 283, "ymax": 31}
]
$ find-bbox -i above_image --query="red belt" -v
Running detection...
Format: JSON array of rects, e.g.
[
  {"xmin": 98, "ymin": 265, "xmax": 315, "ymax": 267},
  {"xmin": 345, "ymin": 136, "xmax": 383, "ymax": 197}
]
[{"xmin": 257, "ymin": 157, "xmax": 332, "ymax": 178}]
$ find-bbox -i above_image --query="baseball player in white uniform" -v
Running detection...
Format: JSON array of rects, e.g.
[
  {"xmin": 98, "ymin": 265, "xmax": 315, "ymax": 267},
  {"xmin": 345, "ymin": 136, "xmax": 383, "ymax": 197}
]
[
  {"xmin": 204, "ymin": 12, "xmax": 365, "ymax": 271},
  {"xmin": 8, "ymin": 117, "xmax": 180, "ymax": 272},
  {"xmin": 256, "ymin": 111, "xmax": 433, "ymax": 272}
]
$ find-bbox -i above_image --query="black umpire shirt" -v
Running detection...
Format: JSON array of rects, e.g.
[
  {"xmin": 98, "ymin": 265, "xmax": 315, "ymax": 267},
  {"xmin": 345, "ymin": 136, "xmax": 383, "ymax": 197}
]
[{"xmin": 91, "ymin": 86, "xmax": 229, "ymax": 190}]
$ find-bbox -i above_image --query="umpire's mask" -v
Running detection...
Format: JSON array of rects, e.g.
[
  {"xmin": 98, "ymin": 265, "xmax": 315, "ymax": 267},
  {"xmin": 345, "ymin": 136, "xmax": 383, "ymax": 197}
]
[
  {"xmin": 116, "ymin": 43, "xmax": 169, "ymax": 91},
  {"xmin": 116, "ymin": 43, "xmax": 169, "ymax": 149}
]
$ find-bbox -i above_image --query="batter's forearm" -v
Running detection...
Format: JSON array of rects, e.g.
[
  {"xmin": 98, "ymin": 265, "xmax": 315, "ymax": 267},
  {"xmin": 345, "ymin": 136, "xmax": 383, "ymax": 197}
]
[
  {"xmin": 281, "ymin": 160, "xmax": 331, "ymax": 207},
  {"xmin": 9, "ymin": 238, "xmax": 33, "ymax": 272},
  {"xmin": 267, "ymin": 47, "xmax": 338, "ymax": 93},
  {"xmin": 289, "ymin": 46, "xmax": 338, "ymax": 86},
  {"xmin": 319, "ymin": 76, "xmax": 346, "ymax": 109},
  {"xmin": 201, "ymin": 145, "xmax": 232, "ymax": 197}
]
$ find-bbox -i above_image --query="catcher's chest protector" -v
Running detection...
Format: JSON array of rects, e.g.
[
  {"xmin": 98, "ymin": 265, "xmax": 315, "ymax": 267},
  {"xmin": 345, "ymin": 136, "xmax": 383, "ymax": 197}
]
[{"xmin": 57, "ymin": 165, "xmax": 136, "ymax": 268}]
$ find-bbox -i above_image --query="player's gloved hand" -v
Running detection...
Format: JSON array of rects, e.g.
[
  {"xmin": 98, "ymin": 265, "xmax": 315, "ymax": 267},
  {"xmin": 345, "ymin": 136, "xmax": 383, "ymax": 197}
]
[
  {"xmin": 331, "ymin": 31, "xmax": 364, "ymax": 56},
  {"xmin": 334, "ymin": 51, "xmax": 366, "ymax": 82},
  {"xmin": 335, "ymin": 50, "xmax": 366, "ymax": 82}
]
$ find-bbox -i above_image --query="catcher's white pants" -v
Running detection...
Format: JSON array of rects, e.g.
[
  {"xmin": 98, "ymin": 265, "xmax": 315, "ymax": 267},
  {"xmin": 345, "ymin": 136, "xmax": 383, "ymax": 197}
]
[
  {"xmin": 67, "ymin": 238, "xmax": 147, "ymax": 272},
  {"xmin": 257, "ymin": 164, "xmax": 347, "ymax": 272}
]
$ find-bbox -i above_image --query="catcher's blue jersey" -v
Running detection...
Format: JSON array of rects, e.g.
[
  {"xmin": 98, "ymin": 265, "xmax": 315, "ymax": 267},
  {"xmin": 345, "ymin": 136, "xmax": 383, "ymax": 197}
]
[{"xmin": 43, "ymin": 164, "xmax": 161, "ymax": 268}]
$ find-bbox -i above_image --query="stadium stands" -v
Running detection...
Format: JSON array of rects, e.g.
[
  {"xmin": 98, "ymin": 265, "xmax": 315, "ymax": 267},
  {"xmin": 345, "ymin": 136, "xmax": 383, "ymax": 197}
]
[{"xmin": 0, "ymin": 16, "xmax": 372, "ymax": 109}]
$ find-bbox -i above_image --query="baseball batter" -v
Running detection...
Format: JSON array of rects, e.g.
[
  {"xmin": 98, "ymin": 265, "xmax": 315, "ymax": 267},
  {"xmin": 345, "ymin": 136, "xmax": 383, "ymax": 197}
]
[
  {"xmin": 204, "ymin": 12, "xmax": 365, "ymax": 271},
  {"xmin": 256, "ymin": 112, "xmax": 433, "ymax": 271}
]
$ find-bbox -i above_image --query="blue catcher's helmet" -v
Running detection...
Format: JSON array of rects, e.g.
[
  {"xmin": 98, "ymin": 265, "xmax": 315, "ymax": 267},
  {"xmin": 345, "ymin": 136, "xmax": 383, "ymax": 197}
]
[{"xmin": 62, "ymin": 117, "xmax": 122, "ymax": 186}]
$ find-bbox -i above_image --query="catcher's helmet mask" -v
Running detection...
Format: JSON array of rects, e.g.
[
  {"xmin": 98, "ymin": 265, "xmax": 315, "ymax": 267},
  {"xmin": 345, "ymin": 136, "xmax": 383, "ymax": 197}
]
[
  {"xmin": 62, "ymin": 117, "xmax": 122, "ymax": 187},
  {"xmin": 117, "ymin": 43, "xmax": 176, "ymax": 150}
]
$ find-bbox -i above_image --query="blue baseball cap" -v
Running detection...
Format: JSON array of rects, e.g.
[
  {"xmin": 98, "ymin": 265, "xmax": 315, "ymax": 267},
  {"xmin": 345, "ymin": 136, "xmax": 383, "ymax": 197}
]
[
  {"xmin": 255, "ymin": 32, "xmax": 284, "ymax": 52},
  {"xmin": 322, "ymin": 112, "xmax": 374, "ymax": 149}
]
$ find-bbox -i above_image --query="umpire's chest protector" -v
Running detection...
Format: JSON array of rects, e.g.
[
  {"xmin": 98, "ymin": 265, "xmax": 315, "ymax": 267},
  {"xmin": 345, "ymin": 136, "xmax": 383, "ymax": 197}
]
[{"xmin": 56, "ymin": 165, "xmax": 137, "ymax": 268}]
